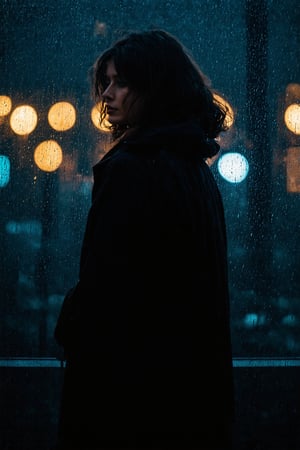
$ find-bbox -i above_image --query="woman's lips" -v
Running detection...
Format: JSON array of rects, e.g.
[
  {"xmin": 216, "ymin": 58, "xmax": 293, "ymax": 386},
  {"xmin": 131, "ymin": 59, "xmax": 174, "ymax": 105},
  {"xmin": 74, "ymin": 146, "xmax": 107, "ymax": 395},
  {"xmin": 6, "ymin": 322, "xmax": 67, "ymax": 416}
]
[{"xmin": 106, "ymin": 107, "xmax": 117, "ymax": 114}]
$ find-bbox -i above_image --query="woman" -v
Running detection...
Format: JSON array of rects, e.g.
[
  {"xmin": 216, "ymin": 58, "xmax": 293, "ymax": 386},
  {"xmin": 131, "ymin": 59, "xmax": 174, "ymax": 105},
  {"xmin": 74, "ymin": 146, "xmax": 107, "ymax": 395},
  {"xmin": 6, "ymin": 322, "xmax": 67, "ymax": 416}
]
[{"xmin": 54, "ymin": 29, "xmax": 235, "ymax": 449}]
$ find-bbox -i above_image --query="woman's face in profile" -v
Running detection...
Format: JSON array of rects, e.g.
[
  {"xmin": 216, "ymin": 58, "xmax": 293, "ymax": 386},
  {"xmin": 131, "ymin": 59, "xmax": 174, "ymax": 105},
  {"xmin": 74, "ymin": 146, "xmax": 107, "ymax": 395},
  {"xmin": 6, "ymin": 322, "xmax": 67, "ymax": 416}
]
[{"xmin": 101, "ymin": 59, "xmax": 136, "ymax": 126}]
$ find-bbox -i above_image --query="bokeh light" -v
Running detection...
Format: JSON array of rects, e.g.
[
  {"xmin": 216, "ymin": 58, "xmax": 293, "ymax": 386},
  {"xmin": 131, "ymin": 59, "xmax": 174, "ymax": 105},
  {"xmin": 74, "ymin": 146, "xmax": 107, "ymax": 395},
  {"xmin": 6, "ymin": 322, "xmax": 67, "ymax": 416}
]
[
  {"xmin": 91, "ymin": 102, "xmax": 111, "ymax": 132},
  {"xmin": 0, "ymin": 95, "xmax": 12, "ymax": 116},
  {"xmin": 286, "ymin": 147, "xmax": 300, "ymax": 193},
  {"xmin": 284, "ymin": 103, "xmax": 300, "ymax": 135},
  {"xmin": 217, "ymin": 152, "xmax": 249, "ymax": 183},
  {"xmin": 0, "ymin": 155, "xmax": 10, "ymax": 187},
  {"xmin": 34, "ymin": 140, "xmax": 63, "ymax": 172},
  {"xmin": 48, "ymin": 101, "xmax": 76, "ymax": 131},
  {"xmin": 10, "ymin": 104, "xmax": 38, "ymax": 135}
]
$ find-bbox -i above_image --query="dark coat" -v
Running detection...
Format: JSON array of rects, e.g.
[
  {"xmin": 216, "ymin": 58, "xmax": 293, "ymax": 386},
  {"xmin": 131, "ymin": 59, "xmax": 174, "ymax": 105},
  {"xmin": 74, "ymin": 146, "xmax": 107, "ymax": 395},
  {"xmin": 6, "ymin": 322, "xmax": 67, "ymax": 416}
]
[{"xmin": 54, "ymin": 121, "xmax": 235, "ymax": 449}]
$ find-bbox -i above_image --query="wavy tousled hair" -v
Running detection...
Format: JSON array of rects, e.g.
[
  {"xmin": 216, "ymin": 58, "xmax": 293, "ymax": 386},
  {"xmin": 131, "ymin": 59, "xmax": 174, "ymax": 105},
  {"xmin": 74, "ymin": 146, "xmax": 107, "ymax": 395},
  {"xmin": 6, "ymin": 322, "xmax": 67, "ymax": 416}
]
[{"xmin": 92, "ymin": 29, "xmax": 229, "ymax": 140}]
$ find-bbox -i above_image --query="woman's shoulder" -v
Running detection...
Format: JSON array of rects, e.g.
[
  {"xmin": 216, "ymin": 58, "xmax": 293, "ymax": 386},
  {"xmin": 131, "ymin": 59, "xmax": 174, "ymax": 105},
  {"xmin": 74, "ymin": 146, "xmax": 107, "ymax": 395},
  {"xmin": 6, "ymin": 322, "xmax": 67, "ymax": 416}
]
[{"xmin": 92, "ymin": 140, "xmax": 157, "ymax": 192}]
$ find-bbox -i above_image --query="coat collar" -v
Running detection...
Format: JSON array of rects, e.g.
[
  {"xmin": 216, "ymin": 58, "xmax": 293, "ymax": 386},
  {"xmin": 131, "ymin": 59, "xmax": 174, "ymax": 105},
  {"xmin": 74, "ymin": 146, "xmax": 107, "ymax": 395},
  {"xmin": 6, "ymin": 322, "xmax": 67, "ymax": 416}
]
[
  {"xmin": 123, "ymin": 120, "xmax": 220, "ymax": 159},
  {"xmin": 97, "ymin": 120, "xmax": 220, "ymax": 170}
]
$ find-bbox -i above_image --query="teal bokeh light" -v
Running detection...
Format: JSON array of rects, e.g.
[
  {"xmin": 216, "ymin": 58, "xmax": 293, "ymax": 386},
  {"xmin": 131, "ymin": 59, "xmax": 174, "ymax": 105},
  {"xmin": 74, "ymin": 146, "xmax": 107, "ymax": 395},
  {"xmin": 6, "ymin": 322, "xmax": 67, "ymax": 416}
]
[
  {"xmin": 0, "ymin": 155, "xmax": 10, "ymax": 187},
  {"xmin": 217, "ymin": 152, "xmax": 249, "ymax": 184}
]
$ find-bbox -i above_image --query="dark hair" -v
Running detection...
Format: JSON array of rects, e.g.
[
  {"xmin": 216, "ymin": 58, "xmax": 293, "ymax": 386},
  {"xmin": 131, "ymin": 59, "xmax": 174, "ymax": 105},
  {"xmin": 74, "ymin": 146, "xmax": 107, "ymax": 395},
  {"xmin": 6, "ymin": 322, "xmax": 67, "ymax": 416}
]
[{"xmin": 92, "ymin": 29, "xmax": 229, "ymax": 139}]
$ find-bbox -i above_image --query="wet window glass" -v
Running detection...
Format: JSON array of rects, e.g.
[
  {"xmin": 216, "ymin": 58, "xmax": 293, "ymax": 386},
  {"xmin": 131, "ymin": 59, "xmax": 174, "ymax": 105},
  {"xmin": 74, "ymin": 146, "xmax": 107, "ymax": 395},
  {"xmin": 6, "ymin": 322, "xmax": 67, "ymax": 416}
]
[{"xmin": 0, "ymin": 0, "xmax": 299, "ymax": 363}]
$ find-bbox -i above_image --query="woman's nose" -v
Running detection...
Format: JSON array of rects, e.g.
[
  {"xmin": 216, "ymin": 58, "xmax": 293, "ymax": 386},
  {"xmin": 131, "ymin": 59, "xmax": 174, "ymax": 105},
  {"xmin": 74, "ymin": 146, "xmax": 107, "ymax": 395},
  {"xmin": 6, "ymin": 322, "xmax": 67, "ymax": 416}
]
[{"xmin": 102, "ymin": 83, "xmax": 114, "ymax": 100}]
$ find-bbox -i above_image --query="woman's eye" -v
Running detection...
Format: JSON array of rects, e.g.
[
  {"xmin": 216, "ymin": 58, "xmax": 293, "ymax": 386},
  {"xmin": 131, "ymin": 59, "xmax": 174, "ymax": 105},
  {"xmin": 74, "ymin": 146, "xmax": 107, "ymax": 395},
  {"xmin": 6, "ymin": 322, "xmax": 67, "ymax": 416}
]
[{"xmin": 101, "ymin": 77, "xmax": 128, "ymax": 92}]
